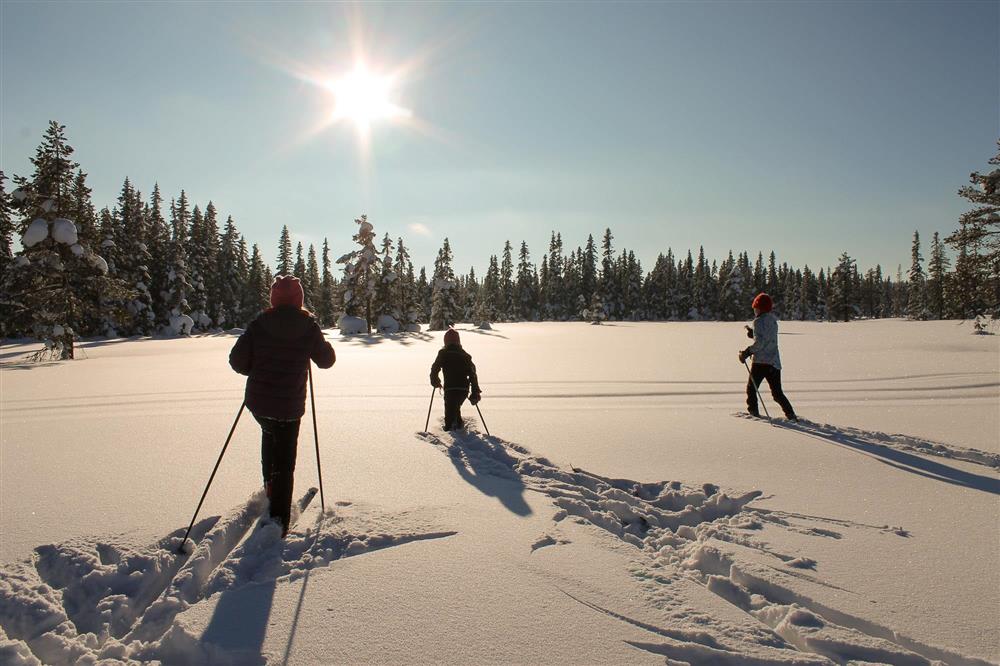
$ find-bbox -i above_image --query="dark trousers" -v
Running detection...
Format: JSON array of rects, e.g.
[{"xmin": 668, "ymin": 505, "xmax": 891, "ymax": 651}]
[
  {"xmin": 443, "ymin": 389, "xmax": 468, "ymax": 430},
  {"xmin": 746, "ymin": 363, "xmax": 795, "ymax": 418},
  {"xmin": 254, "ymin": 414, "xmax": 300, "ymax": 530}
]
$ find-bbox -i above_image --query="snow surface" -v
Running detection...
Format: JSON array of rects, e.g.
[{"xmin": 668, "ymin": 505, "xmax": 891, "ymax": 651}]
[
  {"xmin": 338, "ymin": 315, "xmax": 367, "ymax": 335},
  {"xmin": 0, "ymin": 320, "xmax": 997, "ymax": 665},
  {"xmin": 376, "ymin": 315, "xmax": 400, "ymax": 334}
]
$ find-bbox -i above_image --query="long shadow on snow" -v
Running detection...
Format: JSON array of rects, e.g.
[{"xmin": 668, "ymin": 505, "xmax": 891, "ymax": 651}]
[
  {"xmin": 339, "ymin": 331, "xmax": 433, "ymax": 347},
  {"xmin": 776, "ymin": 420, "xmax": 1000, "ymax": 496},
  {"xmin": 200, "ymin": 580, "xmax": 275, "ymax": 666},
  {"xmin": 442, "ymin": 431, "xmax": 533, "ymax": 517}
]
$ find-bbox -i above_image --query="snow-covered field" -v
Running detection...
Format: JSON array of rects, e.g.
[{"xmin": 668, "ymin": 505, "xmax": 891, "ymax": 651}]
[{"xmin": 1, "ymin": 320, "xmax": 998, "ymax": 665}]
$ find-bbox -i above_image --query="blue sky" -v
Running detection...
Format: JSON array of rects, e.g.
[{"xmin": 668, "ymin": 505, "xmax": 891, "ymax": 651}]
[{"xmin": 2, "ymin": 1, "xmax": 997, "ymax": 275}]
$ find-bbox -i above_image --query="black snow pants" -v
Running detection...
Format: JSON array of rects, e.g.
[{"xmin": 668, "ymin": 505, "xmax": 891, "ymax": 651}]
[
  {"xmin": 254, "ymin": 414, "xmax": 300, "ymax": 532},
  {"xmin": 746, "ymin": 363, "xmax": 796, "ymax": 418},
  {"xmin": 443, "ymin": 388, "xmax": 468, "ymax": 430}
]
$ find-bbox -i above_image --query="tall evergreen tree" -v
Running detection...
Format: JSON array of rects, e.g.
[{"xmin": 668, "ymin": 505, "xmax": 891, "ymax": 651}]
[
  {"xmin": 947, "ymin": 141, "xmax": 999, "ymax": 317},
  {"xmin": 907, "ymin": 230, "xmax": 927, "ymax": 319},
  {"xmin": 276, "ymin": 225, "xmax": 293, "ymax": 275},
  {"xmin": 429, "ymin": 237, "xmax": 458, "ymax": 329},
  {"xmin": 926, "ymin": 232, "xmax": 949, "ymax": 319},
  {"xmin": 499, "ymin": 240, "xmax": 514, "ymax": 321},
  {"xmin": 515, "ymin": 241, "xmax": 535, "ymax": 320},
  {"xmin": 829, "ymin": 252, "xmax": 856, "ymax": 321},
  {"xmin": 337, "ymin": 214, "xmax": 379, "ymax": 333},
  {"xmin": 305, "ymin": 244, "xmax": 320, "ymax": 312},
  {"xmin": 317, "ymin": 238, "xmax": 336, "ymax": 327}
]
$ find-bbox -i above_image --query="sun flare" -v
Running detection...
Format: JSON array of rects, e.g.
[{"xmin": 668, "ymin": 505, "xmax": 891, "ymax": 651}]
[{"xmin": 327, "ymin": 64, "xmax": 410, "ymax": 133}]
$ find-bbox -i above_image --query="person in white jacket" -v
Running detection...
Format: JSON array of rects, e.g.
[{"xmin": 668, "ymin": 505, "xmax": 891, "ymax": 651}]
[{"xmin": 739, "ymin": 293, "xmax": 797, "ymax": 420}]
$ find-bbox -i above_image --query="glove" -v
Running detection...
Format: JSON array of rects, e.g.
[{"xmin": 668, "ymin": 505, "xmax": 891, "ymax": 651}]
[
  {"xmin": 470, "ymin": 392, "xmax": 481, "ymax": 405},
  {"xmin": 738, "ymin": 349, "xmax": 749, "ymax": 363},
  {"xmin": 431, "ymin": 377, "xmax": 441, "ymax": 388},
  {"xmin": 745, "ymin": 325, "xmax": 754, "ymax": 339}
]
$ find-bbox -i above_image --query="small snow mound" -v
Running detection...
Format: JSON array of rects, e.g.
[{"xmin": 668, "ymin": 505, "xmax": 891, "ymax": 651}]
[
  {"xmin": 169, "ymin": 314, "xmax": 194, "ymax": 336},
  {"xmin": 405, "ymin": 322, "xmax": 422, "ymax": 333},
  {"xmin": 22, "ymin": 219, "xmax": 49, "ymax": 247},
  {"xmin": 227, "ymin": 328, "xmax": 245, "ymax": 335},
  {"xmin": 376, "ymin": 314, "xmax": 400, "ymax": 334},
  {"xmin": 338, "ymin": 315, "xmax": 367, "ymax": 335},
  {"xmin": 11, "ymin": 188, "xmax": 28, "ymax": 202},
  {"xmin": 50, "ymin": 219, "xmax": 78, "ymax": 245},
  {"xmin": 476, "ymin": 322, "xmax": 493, "ymax": 330},
  {"xmin": 69, "ymin": 243, "xmax": 84, "ymax": 257}
]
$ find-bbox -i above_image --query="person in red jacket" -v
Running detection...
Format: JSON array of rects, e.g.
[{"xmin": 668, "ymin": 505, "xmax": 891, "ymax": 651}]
[
  {"xmin": 430, "ymin": 328, "xmax": 481, "ymax": 431},
  {"xmin": 229, "ymin": 275, "xmax": 335, "ymax": 535}
]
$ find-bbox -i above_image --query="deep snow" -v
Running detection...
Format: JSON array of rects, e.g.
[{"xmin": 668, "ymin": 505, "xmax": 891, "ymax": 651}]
[{"xmin": 0, "ymin": 320, "xmax": 997, "ymax": 665}]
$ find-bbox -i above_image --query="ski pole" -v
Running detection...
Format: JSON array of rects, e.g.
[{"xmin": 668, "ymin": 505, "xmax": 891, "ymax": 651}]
[
  {"xmin": 178, "ymin": 401, "xmax": 246, "ymax": 553},
  {"xmin": 423, "ymin": 387, "xmax": 436, "ymax": 433},
  {"xmin": 475, "ymin": 403, "xmax": 491, "ymax": 437},
  {"xmin": 743, "ymin": 359, "xmax": 771, "ymax": 419},
  {"xmin": 308, "ymin": 365, "xmax": 325, "ymax": 514}
]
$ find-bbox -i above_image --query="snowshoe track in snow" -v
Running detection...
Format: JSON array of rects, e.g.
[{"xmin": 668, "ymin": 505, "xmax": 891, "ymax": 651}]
[
  {"xmin": 0, "ymin": 490, "xmax": 455, "ymax": 665},
  {"xmin": 420, "ymin": 428, "xmax": 994, "ymax": 666}
]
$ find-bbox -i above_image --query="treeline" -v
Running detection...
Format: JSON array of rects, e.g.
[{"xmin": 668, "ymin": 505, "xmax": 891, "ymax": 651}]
[{"xmin": 2, "ymin": 123, "xmax": 998, "ymax": 358}]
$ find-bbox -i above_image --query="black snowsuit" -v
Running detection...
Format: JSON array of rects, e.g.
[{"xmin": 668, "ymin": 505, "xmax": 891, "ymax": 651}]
[
  {"xmin": 229, "ymin": 306, "xmax": 335, "ymax": 532},
  {"xmin": 429, "ymin": 344, "xmax": 481, "ymax": 431}
]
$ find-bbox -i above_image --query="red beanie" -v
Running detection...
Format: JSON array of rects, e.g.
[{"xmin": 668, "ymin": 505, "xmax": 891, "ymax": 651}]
[
  {"xmin": 270, "ymin": 275, "xmax": 304, "ymax": 309},
  {"xmin": 444, "ymin": 328, "xmax": 460, "ymax": 346},
  {"xmin": 752, "ymin": 292, "xmax": 773, "ymax": 313}
]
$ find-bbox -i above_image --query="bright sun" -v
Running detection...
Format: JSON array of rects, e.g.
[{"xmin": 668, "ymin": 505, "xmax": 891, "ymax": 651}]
[{"xmin": 327, "ymin": 64, "xmax": 410, "ymax": 133}]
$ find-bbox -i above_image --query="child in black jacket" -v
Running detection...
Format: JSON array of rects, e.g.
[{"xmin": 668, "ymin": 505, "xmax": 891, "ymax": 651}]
[{"xmin": 429, "ymin": 328, "xmax": 481, "ymax": 431}]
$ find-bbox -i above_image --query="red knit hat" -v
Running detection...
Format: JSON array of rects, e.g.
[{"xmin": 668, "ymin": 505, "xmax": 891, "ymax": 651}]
[
  {"xmin": 270, "ymin": 275, "xmax": 304, "ymax": 309},
  {"xmin": 443, "ymin": 328, "xmax": 460, "ymax": 346},
  {"xmin": 752, "ymin": 292, "xmax": 773, "ymax": 313}
]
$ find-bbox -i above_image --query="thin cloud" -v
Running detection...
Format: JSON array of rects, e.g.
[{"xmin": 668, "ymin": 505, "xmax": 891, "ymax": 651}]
[{"xmin": 408, "ymin": 222, "xmax": 432, "ymax": 237}]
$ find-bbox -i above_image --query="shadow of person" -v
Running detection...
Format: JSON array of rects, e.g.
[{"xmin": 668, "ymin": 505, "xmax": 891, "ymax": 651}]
[
  {"xmin": 199, "ymin": 579, "xmax": 277, "ymax": 665},
  {"xmin": 446, "ymin": 431, "xmax": 533, "ymax": 517},
  {"xmin": 776, "ymin": 420, "xmax": 1000, "ymax": 496}
]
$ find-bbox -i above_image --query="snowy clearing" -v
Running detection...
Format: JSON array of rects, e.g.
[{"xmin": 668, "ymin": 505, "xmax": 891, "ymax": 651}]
[{"xmin": 1, "ymin": 320, "xmax": 997, "ymax": 665}]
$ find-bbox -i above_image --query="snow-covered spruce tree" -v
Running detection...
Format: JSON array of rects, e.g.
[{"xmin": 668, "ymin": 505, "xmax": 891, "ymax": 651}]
[
  {"xmin": 394, "ymin": 237, "xmax": 419, "ymax": 329},
  {"xmin": 145, "ymin": 184, "xmax": 172, "ymax": 330},
  {"xmin": 6, "ymin": 122, "xmax": 125, "ymax": 356},
  {"xmin": 717, "ymin": 251, "xmax": 741, "ymax": 321},
  {"xmin": 0, "ymin": 172, "xmax": 14, "ymax": 336},
  {"xmin": 457, "ymin": 268, "xmax": 477, "ymax": 323},
  {"xmin": 416, "ymin": 266, "xmax": 431, "ymax": 323},
  {"xmin": 114, "ymin": 179, "xmax": 155, "ymax": 334},
  {"xmin": 215, "ymin": 217, "xmax": 244, "ymax": 327},
  {"xmin": 164, "ymin": 194, "xmax": 194, "ymax": 335},
  {"xmin": 337, "ymin": 214, "xmax": 379, "ymax": 333},
  {"xmin": 243, "ymin": 243, "xmax": 270, "ymax": 322},
  {"xmin": 429, "ymin": 237, "xmax": 458, "ymax": 329},
  {"xmin": 372, "ymin": 233, "xmax": 399, "ymax": 330},
  {"xmin": 599, "ymin": 228, "xmax": 619, "ymax": 319},
  {"xmin": 475, "ymin": 254, "xmax": 500, "ymax": 325},
  {"xmin": 829, "ymin": 252, "xmax": 856, "ymax": 321},
  {"xmin": 317, "ymin": 239, "xmax": 336, "ymax": 327},
  {"xmin": 783, "ymin": 271, "xmax": 801, "ymax": 320},
  {"xmin": 906, "ymin": 231, "xmax": 927, "ymax": 320},
  {"xmin": 947, "ymin": 141, "xmax": 999, "ymax": 318},
  {"xmin": 184, "ymin": 203, "xmax": 215, "ymax": 331},
  {"xmin": 293, "ymin": 241, "xmax": 306, "ymax": 282},
  {"xmin": 305, "ymin": 244, "xmax": 320, "ymax": 313},
  {"xmin": 499, "ymin": 240, "xmax": 514, "ymax": 322},
  {"xmin": 621, "ymin": 250, "xmax": 643, "ymax": 320},
  {"xmin": 926, "ymin": 232, "xmax": 949, "ymax": 320},
  {"xmin": 563, "ymin": 249, "xmax": 583, "ymax": 319},
  {"xmin": 276, "ymin": 225, "xmax": 293, "ymax": 276}
]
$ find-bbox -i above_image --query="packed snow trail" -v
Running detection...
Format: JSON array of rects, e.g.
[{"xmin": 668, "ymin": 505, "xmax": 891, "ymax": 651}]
[{"xmin": 419, "ymin": 427, "xmax": 994, "ymax": 665}]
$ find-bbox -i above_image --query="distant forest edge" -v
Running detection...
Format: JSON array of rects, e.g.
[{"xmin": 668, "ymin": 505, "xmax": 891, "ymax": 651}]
[{"xmin": 2, "ymin": 122, "xmax": 998, "ymax": 358}]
